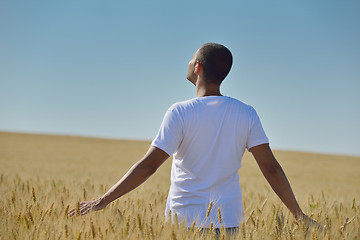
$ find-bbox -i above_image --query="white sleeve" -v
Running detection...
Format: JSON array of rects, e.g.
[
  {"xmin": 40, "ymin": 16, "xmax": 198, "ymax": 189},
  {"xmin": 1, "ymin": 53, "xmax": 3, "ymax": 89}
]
[
  {"xmin": 246, "ymin": 108, "xmax": 269, "ymax": 150},
  {"xmin": 151, "ymin": 108, "xmax": 183, "ymax": 156}
]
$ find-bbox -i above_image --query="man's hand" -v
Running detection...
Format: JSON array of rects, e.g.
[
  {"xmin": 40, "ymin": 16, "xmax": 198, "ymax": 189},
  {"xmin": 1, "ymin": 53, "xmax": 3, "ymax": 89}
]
[
  {"xmin": 297, "ymin": 213, "xmax": 324, "ymax": 230},
  {"xmin": 67, "ymin": 198, "xmax": 107, "ymax": 217}
]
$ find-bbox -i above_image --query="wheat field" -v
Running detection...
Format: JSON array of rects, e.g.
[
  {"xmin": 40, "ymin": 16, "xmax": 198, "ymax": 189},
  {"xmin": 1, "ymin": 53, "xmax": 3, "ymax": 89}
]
[{"xmin": 0, "ymin": 132, "xmax": 359, "ymax": 239}]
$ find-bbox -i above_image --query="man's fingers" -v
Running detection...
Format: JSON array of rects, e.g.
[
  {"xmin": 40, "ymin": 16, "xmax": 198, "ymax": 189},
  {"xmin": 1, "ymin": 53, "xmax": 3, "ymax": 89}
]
[
  {"xmin": 67, "ymin": 200, "xmax": 99, "ymax": 217},
  {"xmin": 301, "ymin": 215, "xmax": 324, "ymax": 231},
  {"xmin": 67, "ymin": 208, "xmax": 76, "ymax": 217},
  {"xmin": 80, "ymin": 206, "xmax": 91, "ymax": 215},
  {"xmin": 80, "ymin": 203, "xmax": 93, "ymax": 215},
  {"xmin": 67, "ymin": 204, "xmax": 91, "ymax": 217}
]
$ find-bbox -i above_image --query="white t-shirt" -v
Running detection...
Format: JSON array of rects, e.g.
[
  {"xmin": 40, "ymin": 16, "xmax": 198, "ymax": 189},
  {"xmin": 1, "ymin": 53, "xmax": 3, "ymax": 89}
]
[{"xmin": 151, "ymin": 96, "xmax": 269, "ymax": 228}]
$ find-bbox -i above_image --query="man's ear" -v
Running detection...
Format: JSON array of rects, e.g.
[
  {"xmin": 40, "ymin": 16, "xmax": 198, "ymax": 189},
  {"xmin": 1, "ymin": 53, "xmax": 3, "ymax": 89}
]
[{"xmin": 194, "ymin": 60, "xmax": 201, "ymax": 74}]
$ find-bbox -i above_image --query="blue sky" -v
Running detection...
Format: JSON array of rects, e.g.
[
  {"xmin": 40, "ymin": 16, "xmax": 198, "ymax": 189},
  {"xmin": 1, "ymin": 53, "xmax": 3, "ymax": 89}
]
[{"xmin": 1, "ymin": 0, "xmax": 359, "ymax": 156}]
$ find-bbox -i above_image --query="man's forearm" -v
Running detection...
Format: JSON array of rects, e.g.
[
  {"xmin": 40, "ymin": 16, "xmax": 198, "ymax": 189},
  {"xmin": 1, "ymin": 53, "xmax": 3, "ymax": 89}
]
[
  {"xmin": 100, "ymin": 160, "xmax": 155, "ymax": 206},
  {"xmin": 251, "ymin": 144, "xmax": 304, "ymax": 219},
  {"xmin": 260, "ymin": 161, "xmax": 303, "ymax": 219}
]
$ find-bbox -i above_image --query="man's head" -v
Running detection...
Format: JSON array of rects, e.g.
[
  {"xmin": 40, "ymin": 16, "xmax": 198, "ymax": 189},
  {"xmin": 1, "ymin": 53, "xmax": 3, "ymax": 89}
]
[{"xmin": 187, "ymin": 43, "xmax": 233, "ymax": 85}]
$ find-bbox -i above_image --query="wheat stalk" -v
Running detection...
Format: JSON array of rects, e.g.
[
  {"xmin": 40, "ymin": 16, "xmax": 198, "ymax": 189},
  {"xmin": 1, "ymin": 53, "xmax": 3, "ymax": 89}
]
[{"xmin": 206, "ymin": 201, "xmax": 213, "ymax": 218}]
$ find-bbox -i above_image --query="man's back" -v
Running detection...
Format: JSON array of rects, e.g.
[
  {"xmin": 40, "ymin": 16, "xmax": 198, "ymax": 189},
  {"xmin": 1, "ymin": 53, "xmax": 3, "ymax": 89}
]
[{"xmin": 152, "ymin": 96, "xmax": 268, "ymax": 227}]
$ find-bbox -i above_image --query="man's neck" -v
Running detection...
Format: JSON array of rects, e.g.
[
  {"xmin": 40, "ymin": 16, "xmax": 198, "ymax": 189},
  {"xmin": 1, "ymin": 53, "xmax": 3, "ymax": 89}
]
[
  {"xmin": 196, "ymin": 78, "xmax": 222, "ymax": 97},
  {"xmin": 196, "ymin": 89, "xmax": 222, "ymax": 97}
]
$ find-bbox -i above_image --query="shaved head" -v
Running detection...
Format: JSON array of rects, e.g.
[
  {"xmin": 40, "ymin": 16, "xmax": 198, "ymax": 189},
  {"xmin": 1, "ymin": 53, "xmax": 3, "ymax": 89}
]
[{"xmin": 196, "ymin": 43, "xmax": 233, "ymax": 85}]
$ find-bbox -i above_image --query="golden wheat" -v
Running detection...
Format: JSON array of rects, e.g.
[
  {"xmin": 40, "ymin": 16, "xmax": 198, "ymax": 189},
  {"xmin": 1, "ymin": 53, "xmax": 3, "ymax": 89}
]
[{"xmin": 0, "ymin": 132, "xmax": 359, "ymax": 239}]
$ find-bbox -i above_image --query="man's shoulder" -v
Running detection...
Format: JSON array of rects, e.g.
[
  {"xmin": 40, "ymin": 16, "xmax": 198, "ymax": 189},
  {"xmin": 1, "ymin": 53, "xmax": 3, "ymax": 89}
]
[
  {"xmin": 214, "ymin": 96, "xmax": 256, "ymax": 113},
  {"xmin": 168, "ymin": 98, "xmax": 199, "ymax": 111},
  {"xmin": 227, "ymin": 96, "xmax": 251, "ymax": 107},
  {"xmin": 168, "ymin": 96, "xmax": 255, "ymax": 112}
]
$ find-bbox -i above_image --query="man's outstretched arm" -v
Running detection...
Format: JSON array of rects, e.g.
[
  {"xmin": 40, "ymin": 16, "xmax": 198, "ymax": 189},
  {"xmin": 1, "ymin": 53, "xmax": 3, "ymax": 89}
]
[
  {"xmin": 68, "ymin": 146, "xmax": 169, "ymax": 216},
  {"xmin": 249, "ymin": 143, "xmax": 303, "ymax": 219},
  {"xmin": 250, "ymin": 144, "xmax": 322, "ymax": 228},
  {"xmin": 249, "ymin": 143, "xmax": 311, "ymax": 221}
]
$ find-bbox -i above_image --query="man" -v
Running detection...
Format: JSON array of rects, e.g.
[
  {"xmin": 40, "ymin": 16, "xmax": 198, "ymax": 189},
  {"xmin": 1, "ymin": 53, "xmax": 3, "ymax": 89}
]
[{"xmin": 68, "ymin": 43, "xmax": 316, "ymax": 230}]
